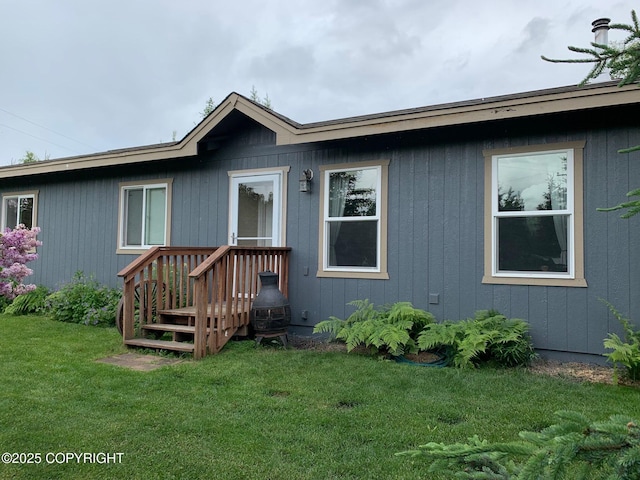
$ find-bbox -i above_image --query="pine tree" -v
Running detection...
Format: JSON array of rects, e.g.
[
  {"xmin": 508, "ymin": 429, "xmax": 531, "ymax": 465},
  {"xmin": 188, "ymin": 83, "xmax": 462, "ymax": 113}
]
[
  {"xmin": 397, "ymin": 411, "xmax": 640, "ymax": 479},
  {"xmin": 541, "ymin": 10, "xmax": 640, "ymax": 88},
  {"xmin": 249, "ymin": 85, "xmax": 272, "ymax": 109},
  {"xmin": 200, "ymin": 97, "xmax": 216, "ymax": 118},
  {"xmin": 543, "ymin": 9, "xmax": 640, "ymax": 218}
]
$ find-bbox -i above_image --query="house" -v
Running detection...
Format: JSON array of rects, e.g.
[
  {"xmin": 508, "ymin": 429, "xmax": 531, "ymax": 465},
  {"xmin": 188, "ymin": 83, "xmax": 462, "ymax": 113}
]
[{"xmin": 1, "ymin": 81, "xmax": 639, "ymax": 362}]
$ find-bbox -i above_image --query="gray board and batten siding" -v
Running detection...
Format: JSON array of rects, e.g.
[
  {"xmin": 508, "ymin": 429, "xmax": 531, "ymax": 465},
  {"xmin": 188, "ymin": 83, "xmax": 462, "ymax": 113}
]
[{"xmin": 1, "ymin": 96, "xmax": 639, "ymax": 363}]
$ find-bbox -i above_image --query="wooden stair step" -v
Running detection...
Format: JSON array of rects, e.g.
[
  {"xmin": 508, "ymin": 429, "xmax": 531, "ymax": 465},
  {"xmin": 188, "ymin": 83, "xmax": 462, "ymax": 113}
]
[
  {"xmin": 158, "ymin": 304, "xmax": 250, "ymax": 319},
  {"xmin": 141, "ymin": 324, "xmax": 212, "ymax": 334},
  {"xmin": 125, "ymin": 338, "xmax": 195, "ymax": 353}
]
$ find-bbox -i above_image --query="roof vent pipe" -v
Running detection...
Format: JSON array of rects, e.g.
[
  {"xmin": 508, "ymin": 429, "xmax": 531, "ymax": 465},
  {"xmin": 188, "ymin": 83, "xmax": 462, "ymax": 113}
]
[
  {"xmin": 592, "ymin": 18, "xmax": 610, "ymax": 45},
  {"xmin": 591, "ymin": 18, "xmax": 611, "ymax": 81}
]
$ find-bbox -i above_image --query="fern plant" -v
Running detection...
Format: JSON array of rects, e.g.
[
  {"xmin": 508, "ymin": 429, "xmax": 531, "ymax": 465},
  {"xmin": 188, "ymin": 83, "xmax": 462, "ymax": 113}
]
[
  {"xmin": 417, "ymin": 310, "xmax": 535, "ymax": 368},
  {"xmin": 313, "ymin": 300, "xmax": 435, "ymax": 356},
  {"xmin": 602, "ymin": 300, "xmax": 640, "ymax": 383},
  {"xmin": 397, "ymin": 410, "xmax": 640, "ymax": 479}
]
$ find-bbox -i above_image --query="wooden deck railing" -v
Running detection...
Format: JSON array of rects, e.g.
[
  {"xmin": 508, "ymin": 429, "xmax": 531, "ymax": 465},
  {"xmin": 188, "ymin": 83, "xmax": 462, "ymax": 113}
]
[
  {"xmin": 117, "ymin": 246, "xmax": 216, "ymax": 341},
  {"xmin": 189, "ymin": 246, "xmax": 291, "ymax": 358},
  {"xmin": 117, "ymin": 246, "xmax": 291, "ymax": 359}
]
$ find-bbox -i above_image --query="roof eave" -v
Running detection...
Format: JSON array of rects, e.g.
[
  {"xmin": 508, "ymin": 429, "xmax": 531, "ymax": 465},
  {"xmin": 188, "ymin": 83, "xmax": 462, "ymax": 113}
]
[
  {"xmin": 0, "ymin": 141, "xmax": 193, "ymax": 178},
  {"xmin": 1, "ymin": 82, "xmax": 637, "ymax": 179},
  {"xmin": 276, "ymin": 82, "xmax": 640, "ymax": 145},
  {"xmin": 0, "ymin": 93, "xmax": 300, "ymax": 179}
]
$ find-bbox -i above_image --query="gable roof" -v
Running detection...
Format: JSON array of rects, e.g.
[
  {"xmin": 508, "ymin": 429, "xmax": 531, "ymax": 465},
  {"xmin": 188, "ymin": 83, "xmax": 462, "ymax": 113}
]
[{"xmin": 1, "ymin": 81, "xmax": 638, "ymax": 179}]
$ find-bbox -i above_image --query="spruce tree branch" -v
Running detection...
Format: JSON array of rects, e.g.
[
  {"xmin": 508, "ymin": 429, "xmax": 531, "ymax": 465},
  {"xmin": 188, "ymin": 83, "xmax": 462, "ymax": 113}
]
[{"xmin": 619, "ymin": 145, "xmax": 640, "ymax": 154}]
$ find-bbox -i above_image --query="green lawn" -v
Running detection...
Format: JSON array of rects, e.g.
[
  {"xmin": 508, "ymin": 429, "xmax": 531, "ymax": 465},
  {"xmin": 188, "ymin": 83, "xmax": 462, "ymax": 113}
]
[{"xmin": 1, "ymin": 315, "xmax": 639, "ymax": 479}]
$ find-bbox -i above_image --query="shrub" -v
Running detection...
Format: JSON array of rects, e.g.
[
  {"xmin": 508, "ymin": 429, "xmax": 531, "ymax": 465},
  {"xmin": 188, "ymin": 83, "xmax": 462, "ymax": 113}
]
[
  {"xmin": 0, "ymin": 296, "xmax": 11, "ymax": 314},
  {"xmin": 417, "ymin": 310, "xmax": 536, "ymax": 368},
  {"xmin": 4, "ymin": 285, "xmax": 50, "ymax": 315},
  {"xmin": 0, "ymin": 224, "xmax": 42, "ymax": 300},
  {"xmin": 313, "ymin": 300, "xmax": 436, "ymax": 356},
  {"xmin": 45, "ymin": 272, "xmax": 122, "ymax": 327},
  {"xmin": 602, "ymin": 300, "xmax": 640, "ymax": 383}
]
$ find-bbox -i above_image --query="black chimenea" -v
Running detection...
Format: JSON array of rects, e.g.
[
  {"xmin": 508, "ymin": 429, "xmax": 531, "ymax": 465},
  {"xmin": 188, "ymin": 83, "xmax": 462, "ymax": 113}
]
[{"xmin": 250, "ymin": 271, "xmax": 291, "ymax": 346}]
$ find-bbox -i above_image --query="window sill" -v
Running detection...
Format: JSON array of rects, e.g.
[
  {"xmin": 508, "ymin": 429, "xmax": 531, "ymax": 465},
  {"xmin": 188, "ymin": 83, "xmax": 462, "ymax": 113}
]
[
  {"xmin": 482, "ymin": 275, "xmax": 587, "ymax": 287},
  {"xmin": 317, "ymin": 270, "xmax": 389, "ymax": 280},
  {"xmin": 116, "ymin": 247, "xmax": 158, "ymax": 255}
]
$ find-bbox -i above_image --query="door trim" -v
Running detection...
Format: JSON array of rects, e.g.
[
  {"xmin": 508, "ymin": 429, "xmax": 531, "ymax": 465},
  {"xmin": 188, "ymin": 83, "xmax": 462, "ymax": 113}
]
[{"xmin": 228, "ymin": 166, "xmax": 289, "ymax": 246}]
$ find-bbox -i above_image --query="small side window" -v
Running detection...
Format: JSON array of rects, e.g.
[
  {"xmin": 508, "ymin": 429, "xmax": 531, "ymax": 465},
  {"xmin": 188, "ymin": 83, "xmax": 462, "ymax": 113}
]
[
  {"xmin": 2, "ymin": 192, "xmax": 37, "ymax": 230},
  {"xmin": 117, "ymin": 180, "xmax": 172, "ymax": 253}
]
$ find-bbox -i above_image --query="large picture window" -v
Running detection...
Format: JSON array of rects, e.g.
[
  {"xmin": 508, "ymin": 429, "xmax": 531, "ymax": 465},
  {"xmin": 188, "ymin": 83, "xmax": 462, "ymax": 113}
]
[
  {"xmin": 2, "ymin": 191, "xmax": 37, "ymax": 230},
  {"xmin": 318, "ymin": 160, "xmax": 389, "ymax": 279},
  {"xmin": 118, "ymin": 180, "xmax": 172, "ymax": 252},
  {"xmin": 483, "ymin": 142, "xmax": 586, "ymax": 287}
]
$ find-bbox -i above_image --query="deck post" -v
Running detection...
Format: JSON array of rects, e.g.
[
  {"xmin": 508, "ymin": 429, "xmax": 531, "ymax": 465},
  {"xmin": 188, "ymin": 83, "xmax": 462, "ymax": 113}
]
[
  {"xmin": 123, "ymin": 278, "xmax": 135, "ymax": 341},
  {"xmin": 193, "ymin": 274, "xmax": 208, "ymax": 360}
]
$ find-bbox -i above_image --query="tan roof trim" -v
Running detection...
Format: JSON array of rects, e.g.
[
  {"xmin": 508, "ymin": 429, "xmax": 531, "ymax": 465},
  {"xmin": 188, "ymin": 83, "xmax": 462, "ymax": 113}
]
[
  {"xmin": 0, "ymin": 93, "xmax": 301, "ymax": 179},
  {"xmin": 278, "ymin": 82, "xmax": 639, "ymax": 145},
  {"xmin": 1, "ymin": 82, "xmax": 638, "ymax": 178},
  {"xmin": 0, "ymin": 141, "xmax": 188, "ymax": 178},
  {"xmin": 181, "ymin": 93, "xmax": 298, "ymax": 146}
]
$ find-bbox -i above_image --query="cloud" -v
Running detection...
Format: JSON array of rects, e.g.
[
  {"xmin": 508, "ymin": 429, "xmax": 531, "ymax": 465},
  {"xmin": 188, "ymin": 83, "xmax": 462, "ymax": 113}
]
[
  {"xmin": 516, "ymin": 17, "xmax": 552, "ymax": 54},
  {"xmin": 247, "ymin": 45, "xmax": 317, "ymax": 82},
  {"xmin": 0, "ymin": 0, "xmax": 636, "ymax": 164}
]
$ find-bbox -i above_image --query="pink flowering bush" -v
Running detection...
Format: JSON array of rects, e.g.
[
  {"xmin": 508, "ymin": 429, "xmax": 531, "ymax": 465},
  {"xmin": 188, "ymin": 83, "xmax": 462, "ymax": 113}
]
[{"xmin": 0, "ymin": 224, "xmax": 42, "ymax": 300}]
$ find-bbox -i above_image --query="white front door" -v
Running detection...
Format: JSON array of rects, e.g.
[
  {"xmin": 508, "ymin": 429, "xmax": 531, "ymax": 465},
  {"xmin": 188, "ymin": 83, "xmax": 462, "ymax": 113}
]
[{"xmin": 229, "ymin": 172, "xmax": 283, "ymax": 246}]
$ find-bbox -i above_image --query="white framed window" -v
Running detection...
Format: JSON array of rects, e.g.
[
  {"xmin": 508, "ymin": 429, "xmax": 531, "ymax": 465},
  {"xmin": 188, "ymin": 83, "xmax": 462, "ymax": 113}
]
[
  {"xmin": 2, "ymin": 191, "xmax": 38, "ymax": 230},
  {"xmin": 483, "ymin": 142, "xmax": 586, "ymax": 287},
  {"xmin": 318, "ymin": 160, "xmax": 389, "ymax": 279},
  {"xmin": 117, "ymin": 179, "xmax": 172, "ymax": 253}
]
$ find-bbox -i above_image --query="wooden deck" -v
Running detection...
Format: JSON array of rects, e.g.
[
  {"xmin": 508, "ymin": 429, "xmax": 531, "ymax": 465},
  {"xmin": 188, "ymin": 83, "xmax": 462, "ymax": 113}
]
[{"xmin": 117, "ymin": 246, "xmax": 291, "ymax": 358}]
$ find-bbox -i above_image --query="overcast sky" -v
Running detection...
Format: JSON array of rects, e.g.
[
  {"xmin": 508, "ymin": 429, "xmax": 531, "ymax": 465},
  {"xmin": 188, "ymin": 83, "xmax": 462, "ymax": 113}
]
[{"xmin": 0, "ymin": 0, "xmax": 634, "ymax": 166}]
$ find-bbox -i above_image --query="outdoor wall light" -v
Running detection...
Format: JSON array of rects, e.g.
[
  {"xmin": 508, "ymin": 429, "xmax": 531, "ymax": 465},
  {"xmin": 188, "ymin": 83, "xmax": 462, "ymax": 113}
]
[{"xmin": 299, "ymin": 169, "xmax": 313, "ymax": 193}]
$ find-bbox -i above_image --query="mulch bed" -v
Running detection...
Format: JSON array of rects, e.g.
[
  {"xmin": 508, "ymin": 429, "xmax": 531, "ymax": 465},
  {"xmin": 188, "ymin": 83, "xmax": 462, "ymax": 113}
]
[
  {"xmin": 402, "ymin": 351, "xmax": 442, "ymax": 364},
  {"xmin": 526, "ymin": 358, "xmax": 640, "ymax": 387}
]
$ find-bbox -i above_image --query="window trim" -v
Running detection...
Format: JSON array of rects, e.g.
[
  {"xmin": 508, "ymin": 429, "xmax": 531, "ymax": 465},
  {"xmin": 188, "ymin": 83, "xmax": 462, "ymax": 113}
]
[
  {"xmin": 116, "ymin": 179, "xmax": 172, "ymax": 254},
  {"xmin": 482, "ymin": 141, "xmax": 587, "ymax": 287},
  {"xmin": 317, "ymin": 159, "xmax": 389, "ymax": 279},
  {"xmin": 1, "ymin": 190, "xmax": 38, "ymax": 230}
]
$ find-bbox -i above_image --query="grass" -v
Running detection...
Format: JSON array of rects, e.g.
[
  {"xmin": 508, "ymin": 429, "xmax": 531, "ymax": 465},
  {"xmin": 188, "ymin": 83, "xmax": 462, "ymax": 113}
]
[{"xmin": 1, "ymin": 315, "xmax": 639, "ymax": 479}]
